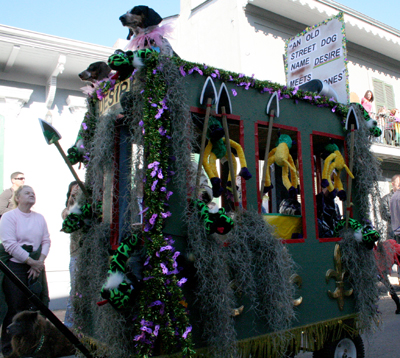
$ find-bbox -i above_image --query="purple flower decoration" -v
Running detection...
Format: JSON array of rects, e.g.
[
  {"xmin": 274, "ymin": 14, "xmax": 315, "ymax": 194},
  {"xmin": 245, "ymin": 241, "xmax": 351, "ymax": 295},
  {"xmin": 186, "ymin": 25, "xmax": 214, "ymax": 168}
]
[
  {"xmin": 166, "ymin": 191, "xmax": 173, "ymax": 200},
  {"xmin": 139, "ymin": 120, "xmax": 144, "ymax": 127},
  {"xmin": 141, "ymin": 319, "xmax": 154, "ymax": 327},
  {"xmin": 172, "ymin": 251, "xmax": 180, "ymax": 260},
  {"xmin": 141, "ymin": 326, "xmax": 153, "ymax": 334},
  {"xmin": 182, "ymin": 326, "xmax": 192, "ymax": 339},
  {"xmin": 238, "ymin": 73, "xmax": 244, "ymax": 78},
  {"xmin": 329, "ymin": 97, "xmax": 336, "ymax": 102},
  {"xmin": 82, "ymin": 123, "xmax": 88, "ymax": 130},
  {"xmin": 143, "ymin": 276, "xmax": 154, "ymax": 281},
  {"xmin": 160, "ymin": 245, "xmax": 173, "ymax": 252},
  {"xmin": 149, "ymin": 214, "xmax": 158, "ymax": 225},
  {"xmin": 160, "ymin": 263, "xmax": 169, "ymax": 274},
  {"xmin": 96, "ymin": 89, "xmax": 104, "ymax": 100},
  {"xmin": 144, "ymin": 256, "xmax": 151, "ymax": 266},
  {"xmin": 138, "ymin": 207, "xmax": 149, "ymax": 215},
  {"xmin": 157, "ymin": 169, "xmax": 164, "ymax": 179},
  {"xmin": 161, "ymin": 211, "xmax": 171, "ymax": 219},
  {"xmin": 148, "ymin": 161, "xmax": 160, "ymax": 169},
  {"xmin": 232, "ymin": 89, "xmax": 237, "ymax": 96},
  {"xmin": 134, "ymin": 332, "xmax": 146, "ymax": 341},
  {"xmin": 160, "ymin": 187, "xmax": 166, "ymax": 192},
  {"xmin": 159, "ymin": 127, "xmax": 167, "ymax": 136},
  {"xmin": 154, "ymin": 325, "xmax": 160, "ymax": 336},
  {"xmin": 292, "ymin": 86, "xmax": 299, "ymax": 95},
  {"xmin": 151, "ymin": 180, "xmax": 158, "ymax": 191},
  {"xmin": 179, "ymin": 66, "xmax": 186, "ymax": 77},
  {"xmin": 155, "ymin": 108, "xmax": 164, "ymax": 119},
  {"xmin": 79, "ymin": 144, "xmax": 85, "ymax": 149},
  {"xmin": 332, "ymin": 106, "xmax": 337, "ymax": 113},
  {"xmin": 177, "ymin": 278, "xmax": 187, "ymax": 287},
  {"xmin": 150, "ymin": 300, "xmax": 163, "ymax": 307},
  {"xmin": 152, "ymin": 69, "xmax": 157, "ymax": 74}
]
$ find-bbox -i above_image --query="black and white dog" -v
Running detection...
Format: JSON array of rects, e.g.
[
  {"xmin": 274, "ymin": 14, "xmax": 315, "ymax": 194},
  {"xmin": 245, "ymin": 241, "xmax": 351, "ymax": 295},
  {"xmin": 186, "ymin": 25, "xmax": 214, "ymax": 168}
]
[
  {"xmin": 78, "ymin": 61, "xmax": 112, "ymax": 83},
  {"xmin": 119, "ymin": 5, "xmax": 176, "ymax": 57}
]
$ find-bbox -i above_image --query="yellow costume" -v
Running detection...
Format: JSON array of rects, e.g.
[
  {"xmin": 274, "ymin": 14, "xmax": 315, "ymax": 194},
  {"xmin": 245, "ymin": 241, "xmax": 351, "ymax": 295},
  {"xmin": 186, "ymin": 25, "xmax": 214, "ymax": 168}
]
[
  {"xmin": 321, "ymin": 143, "xmax": 354, "ymax": 201},
  {"xmin": 263, "ymin": 134, "xmax": 298, "ymax": 197}
]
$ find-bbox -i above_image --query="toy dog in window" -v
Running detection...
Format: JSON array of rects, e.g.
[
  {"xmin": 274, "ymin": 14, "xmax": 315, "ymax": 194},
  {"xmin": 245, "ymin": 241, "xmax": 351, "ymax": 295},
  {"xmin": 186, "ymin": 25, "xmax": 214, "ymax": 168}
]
[{"xmin": 119, "ymin": 5, "xmax": 176, "ymax": 57}]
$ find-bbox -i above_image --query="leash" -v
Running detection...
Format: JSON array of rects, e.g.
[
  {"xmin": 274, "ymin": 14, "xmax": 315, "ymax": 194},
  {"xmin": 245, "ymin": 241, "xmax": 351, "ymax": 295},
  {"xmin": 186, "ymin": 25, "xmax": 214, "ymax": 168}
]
[{"xmin": 32, "ymin": 334, "xmax": 45, "ymax": 355}]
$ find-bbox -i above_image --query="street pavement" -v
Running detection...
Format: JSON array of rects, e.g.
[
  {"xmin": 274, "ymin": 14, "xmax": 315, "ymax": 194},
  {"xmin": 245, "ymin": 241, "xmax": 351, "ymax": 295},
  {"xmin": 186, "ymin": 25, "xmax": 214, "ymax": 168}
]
[
  {"xmin": 297, "ymin": 277, "xmax": 400, "ymax": 358},
  {"xmin": 2, "ymin": 279, "xmax": 400, "ymax": 358}
]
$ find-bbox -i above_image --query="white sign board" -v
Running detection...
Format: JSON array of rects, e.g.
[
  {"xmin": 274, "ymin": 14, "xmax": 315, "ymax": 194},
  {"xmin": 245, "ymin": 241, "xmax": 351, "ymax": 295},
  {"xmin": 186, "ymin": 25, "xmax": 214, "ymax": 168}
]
[{"xmin": 285, "ymin": 13, "xmax": 349, "ymax": 104}]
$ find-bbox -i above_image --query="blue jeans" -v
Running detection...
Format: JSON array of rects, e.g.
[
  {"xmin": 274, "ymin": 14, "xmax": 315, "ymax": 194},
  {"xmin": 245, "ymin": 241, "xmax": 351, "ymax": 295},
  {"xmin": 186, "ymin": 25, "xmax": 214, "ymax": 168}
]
[{"xmin": 64, "ymin": 256, "xmax": 77, "ymax": 328}]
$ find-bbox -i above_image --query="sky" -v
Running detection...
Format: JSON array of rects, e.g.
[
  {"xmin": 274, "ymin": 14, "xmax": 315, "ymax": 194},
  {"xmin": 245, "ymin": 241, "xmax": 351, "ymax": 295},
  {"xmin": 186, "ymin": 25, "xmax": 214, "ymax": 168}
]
[{"xmin": 0, "ymin": 0, "xmax": 399, "ymax": 47}]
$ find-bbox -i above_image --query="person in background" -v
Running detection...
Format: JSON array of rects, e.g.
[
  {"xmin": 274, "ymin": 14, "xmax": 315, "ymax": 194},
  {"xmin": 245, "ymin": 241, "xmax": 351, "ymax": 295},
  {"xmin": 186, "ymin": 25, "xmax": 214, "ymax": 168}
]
[
  {"xmin": 390, "ymin": 108, "xmax": 400, "ymax": 145},
  {"xmin": 361, "ymin": 90, "xmax": 374, "ymax": 115},
  {"xmin": 0, "ymin": 185, "xmax": 50, "ymax": 357},
  {"xmin": 0, "ymin": 172, "xmax": 25, "ymax": 217},
  {"xmin": 390, "ymin": 176, "xmax": 400, "ymax": 245},
  {"xmin": 61, "ymin": 181, "xmax": 80, "ymax": 329},
  {"xmin": 381, "ymin": 175, "xmax": 400, "ymax": 240}
]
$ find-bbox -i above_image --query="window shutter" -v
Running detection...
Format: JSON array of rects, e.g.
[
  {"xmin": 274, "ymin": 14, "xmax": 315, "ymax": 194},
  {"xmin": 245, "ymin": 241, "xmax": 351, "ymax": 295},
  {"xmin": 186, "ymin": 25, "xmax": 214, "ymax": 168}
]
[
  {"xmin": 373, "ymin": 78, "xmax": 385, "ymax": 110},
  {"xmin": 385, "ymin": 83, "xmax": 395, "ymax": 110}
]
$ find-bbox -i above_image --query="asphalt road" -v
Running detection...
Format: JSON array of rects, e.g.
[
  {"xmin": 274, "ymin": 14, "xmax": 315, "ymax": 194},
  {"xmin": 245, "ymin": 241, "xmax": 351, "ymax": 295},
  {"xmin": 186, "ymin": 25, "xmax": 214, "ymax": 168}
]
[
  {"xmin": 2, "ymin": 287, "xmax": 399, "ymax": 358},
  {"xmin": 296, "ymin": 291, "xmax": 400, "ymax": 358}
]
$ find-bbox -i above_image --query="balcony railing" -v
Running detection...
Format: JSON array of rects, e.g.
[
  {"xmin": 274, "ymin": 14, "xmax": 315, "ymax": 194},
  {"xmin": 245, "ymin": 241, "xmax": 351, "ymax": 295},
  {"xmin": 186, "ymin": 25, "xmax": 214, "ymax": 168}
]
[{"xmin": 369, "ymin": 112, "xmax": 400, "ymax": 147}]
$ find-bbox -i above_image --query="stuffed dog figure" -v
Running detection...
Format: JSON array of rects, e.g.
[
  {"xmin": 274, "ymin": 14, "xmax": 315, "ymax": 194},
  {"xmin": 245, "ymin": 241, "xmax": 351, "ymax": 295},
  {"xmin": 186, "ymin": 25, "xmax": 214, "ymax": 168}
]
[
  {"xmin": 7, "ymin": 311, "xmax": 76, "ymax": 358},
  {"xmin": 78, "ymin": 62, "xmax": 112, "ymax": 83},
  {"xmin": 119, "ymin": 5, "xmax": 176, "ymax": 57}
]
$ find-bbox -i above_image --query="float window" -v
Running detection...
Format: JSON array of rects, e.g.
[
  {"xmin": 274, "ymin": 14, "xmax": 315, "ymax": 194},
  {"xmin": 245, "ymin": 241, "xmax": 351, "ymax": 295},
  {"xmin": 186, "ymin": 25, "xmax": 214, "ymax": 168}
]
[{"xmin": 257, "ymin": 123, "xmax": 304, "ymax": 242}]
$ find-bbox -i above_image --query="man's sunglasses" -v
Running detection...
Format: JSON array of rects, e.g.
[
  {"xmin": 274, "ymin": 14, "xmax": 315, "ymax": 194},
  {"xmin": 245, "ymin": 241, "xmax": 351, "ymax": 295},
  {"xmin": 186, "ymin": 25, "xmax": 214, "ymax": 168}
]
[{"xmin": 14, "ymin": 177, "xmax": 25, "ymax": 181}]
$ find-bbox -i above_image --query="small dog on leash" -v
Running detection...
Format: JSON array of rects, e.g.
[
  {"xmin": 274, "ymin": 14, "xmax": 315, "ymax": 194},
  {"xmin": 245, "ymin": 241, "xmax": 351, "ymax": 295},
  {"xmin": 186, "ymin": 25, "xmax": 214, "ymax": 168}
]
[
  {"xmin": 119, "ymin": 5, "xmax": 176, "ymax": 57},
  {"xmin": 78, "ymin": 61, "xmax": 112, "ymax": 83},
  {"xmin": 6, "ymin": 311, "xmax": 76, "ymax": 358}
]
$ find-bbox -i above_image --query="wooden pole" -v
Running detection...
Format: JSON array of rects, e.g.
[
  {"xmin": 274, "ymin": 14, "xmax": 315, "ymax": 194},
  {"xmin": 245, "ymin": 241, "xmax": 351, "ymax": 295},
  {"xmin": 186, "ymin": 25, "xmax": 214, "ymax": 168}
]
[
  {"xmin": 345, "ymin": 124, "xmax": 355, "ymax": 228},
  {"xmin": 195, "ymin": 98, "xmax": 212, "ymax": 197},
  {"xmin": 260, "ymin": 109, "xmax": 275, "ymax": 194},
  {"xmin": 221, "ymin": 107, "xmax": 240, "ymax": 212},
  {"xmin": 53, "ymin": 141, "xmax": 90, "ymax": 199}
]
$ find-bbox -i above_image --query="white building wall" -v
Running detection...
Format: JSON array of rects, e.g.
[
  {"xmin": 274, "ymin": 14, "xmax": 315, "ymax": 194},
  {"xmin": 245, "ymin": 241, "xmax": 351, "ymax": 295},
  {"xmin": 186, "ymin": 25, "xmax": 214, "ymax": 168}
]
[{"xmin": 0, "ymin": 83, "xmax": 87, "ymax": 303}]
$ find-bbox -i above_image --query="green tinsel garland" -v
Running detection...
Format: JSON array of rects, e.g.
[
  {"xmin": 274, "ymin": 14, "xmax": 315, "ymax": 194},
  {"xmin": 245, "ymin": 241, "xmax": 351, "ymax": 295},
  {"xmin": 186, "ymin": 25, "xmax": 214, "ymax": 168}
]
[{"xmin": 132, "ymin": 56, "xmax": 195, "ymax": 357}]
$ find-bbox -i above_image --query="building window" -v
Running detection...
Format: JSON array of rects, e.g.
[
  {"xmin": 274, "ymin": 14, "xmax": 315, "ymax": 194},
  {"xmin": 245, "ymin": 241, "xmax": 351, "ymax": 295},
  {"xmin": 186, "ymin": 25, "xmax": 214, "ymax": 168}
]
[{"xmin": 372, "ymin": 78, "xmax": 396, "ymax": 111}]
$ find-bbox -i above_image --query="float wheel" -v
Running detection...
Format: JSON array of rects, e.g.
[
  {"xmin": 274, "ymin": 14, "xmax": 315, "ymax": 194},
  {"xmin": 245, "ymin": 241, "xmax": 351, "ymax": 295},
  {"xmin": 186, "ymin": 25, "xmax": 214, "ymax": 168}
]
[{"xmin": 313, "ymin": 334, "xmax": 364, "ymax": 358}]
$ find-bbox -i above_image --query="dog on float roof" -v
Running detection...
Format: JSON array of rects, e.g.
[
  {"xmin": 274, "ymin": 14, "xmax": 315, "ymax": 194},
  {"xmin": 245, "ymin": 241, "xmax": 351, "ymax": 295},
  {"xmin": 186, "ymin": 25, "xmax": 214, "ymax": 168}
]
[
  {"xmin": 78, "ymin": 61, "xmax": 111, "ymax": 83},
  {"xmin": 6, "ymin": 310, "xmax": 76, "ymax": 358},
  {"xmin": 119, "ymin": 5, "xmax": 176, "ymax": 57}
]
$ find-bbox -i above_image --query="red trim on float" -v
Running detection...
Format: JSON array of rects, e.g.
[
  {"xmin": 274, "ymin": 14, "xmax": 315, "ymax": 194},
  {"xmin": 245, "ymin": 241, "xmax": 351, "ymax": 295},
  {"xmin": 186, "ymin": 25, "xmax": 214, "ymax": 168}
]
[
  {"xmin": 254, "ymin": 123, "xmax": 261, "ymax": 213},
  {"xmin": 110, "ymin": 127, "xmax": 120, "ymax": 250},
  {"xmin": 190, "ymin": 106, "xmax": 246, "ymax": 208}
]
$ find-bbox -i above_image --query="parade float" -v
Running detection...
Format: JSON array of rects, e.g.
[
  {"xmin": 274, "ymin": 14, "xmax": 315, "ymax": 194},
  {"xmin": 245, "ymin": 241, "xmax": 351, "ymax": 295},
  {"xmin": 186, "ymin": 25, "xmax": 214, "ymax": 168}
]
[{"xmin": 51, "ymin": 9, "xmax": 388, "ymax": 358}]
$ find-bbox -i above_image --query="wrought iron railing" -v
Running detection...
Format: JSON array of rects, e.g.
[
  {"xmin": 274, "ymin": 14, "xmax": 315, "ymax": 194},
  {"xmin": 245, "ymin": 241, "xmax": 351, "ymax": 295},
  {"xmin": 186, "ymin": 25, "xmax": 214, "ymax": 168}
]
[{"xmin": 369, "ymin": 112, "xmax": 400, "ymax": 146}]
